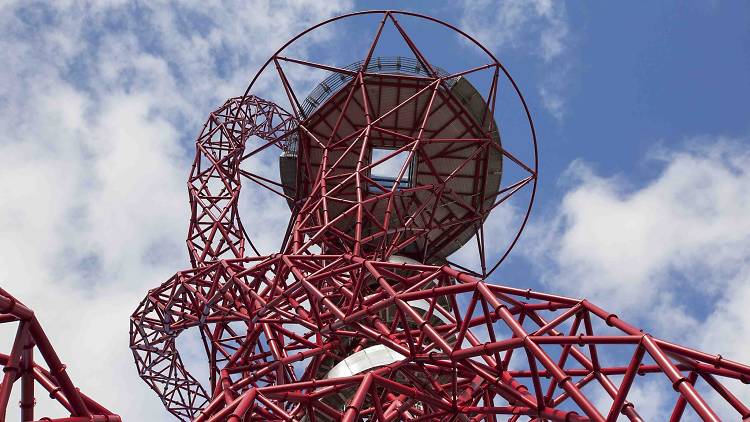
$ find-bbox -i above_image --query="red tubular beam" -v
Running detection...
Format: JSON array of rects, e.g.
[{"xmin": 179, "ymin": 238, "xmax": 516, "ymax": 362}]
[
  {"xmin": 32, "ymin": 321, "xmax": 99, "ymax": 416},
  {"xmin": 0, "ymin": 321, "xmax": 27, "ymax": 421},
  {"xmin": 606, "ymin": 345, "xmax": 646, "ymax": 421},
  {"xmin": 699, "ymin": 372, "xmax": 750, "ymax": 418},
  {"xmin": 0, "ymin": 291, "xmax": 34, "ymax": 320},
  {"xmin": 342, "ymin": 373, "xmax": 374, "ymax": 422},
  {"xmin": 642, "ymin": 336, "xmax": 719, "ymax": 422},
  {"xmin": 220, "ymin": 388, "xmax": 257, "ymax": 422},
  {"xmin": 656, "ymin": 339, "xmax": 750, "ymax": 378},
  {"xmin": 669, "ymin": 371, "xmax": 699, "ymax": 422},
  {"xmin": 20, "ymin": 340, "xmax": 34, "ymax": 421}
]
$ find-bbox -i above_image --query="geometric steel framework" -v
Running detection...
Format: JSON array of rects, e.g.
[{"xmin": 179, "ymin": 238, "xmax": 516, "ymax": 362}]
[
  {"xmin": 131, "ymin": 10, "xmax": 750, "ymax": 422},
  {"xmin": 0, "ymin": 288, "xmax": 120, "ymax": 421},
  {"xmin": 131, "ymin": 95, "xmax": 298, "ymax": 416}
]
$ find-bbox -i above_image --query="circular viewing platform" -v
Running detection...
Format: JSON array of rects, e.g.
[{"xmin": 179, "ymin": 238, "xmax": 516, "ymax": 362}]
[{"xmin": 280, "ymin": 56, "xmax": 503, "ymax": 263}]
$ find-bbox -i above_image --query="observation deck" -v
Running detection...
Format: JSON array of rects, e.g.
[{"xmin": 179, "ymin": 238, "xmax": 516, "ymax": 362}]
[{"xmin": 280, "ymin": 56, "xmax": 503, "ymax": 262}]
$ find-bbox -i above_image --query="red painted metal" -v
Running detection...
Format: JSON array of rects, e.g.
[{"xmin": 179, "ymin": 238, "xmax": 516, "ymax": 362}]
[
  {"xmin": 130, "ymin": 10, "xmax": 750, "ymax": 422},
  {"xmin": 0, "ymin": 288, "xmax": 119, "ymax": 421}
]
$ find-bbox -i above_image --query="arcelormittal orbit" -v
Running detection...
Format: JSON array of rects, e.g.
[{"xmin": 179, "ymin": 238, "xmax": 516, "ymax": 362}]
[{"xmin": 129, "ymin": 10, "xmax": 750, "ymax": 422}]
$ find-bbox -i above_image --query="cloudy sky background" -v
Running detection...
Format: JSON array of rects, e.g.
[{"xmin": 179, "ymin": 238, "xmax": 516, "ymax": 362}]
[{"xmin": 1, "ymin": 1, "xmax": 749, "ymax": 420}]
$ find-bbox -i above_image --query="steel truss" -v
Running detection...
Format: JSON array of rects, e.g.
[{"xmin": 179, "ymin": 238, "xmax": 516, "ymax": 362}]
[
  {"xmin": 130, "ymin": 10, "xmax": 750, "ymax": 422},
  {"xmin": 0, "ymin": 288, "xmax": 119, "ymax": 421}
]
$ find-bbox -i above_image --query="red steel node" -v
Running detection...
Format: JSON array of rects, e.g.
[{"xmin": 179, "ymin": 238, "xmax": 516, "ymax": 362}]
[
  {"xmin": 0, "ymin": 288, "xmax": 120, "ymax": 422},
  {"xmin": 130, "ymin": 10, "xmax": 750, "ymax": 422}
]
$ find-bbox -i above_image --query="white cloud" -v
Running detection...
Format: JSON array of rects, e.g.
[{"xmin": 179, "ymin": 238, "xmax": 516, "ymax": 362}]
[
  {"xmin": 458, "ymin": 0, "xmax": 571, "ymax": 120},
  {"xmin": 528, "ymin": 139, "xmax": 750, "ymax": 314},
  {"xmin": 524, "ymin": 138, "xmax": 750, "ymax": 416},
  {"xmin": 458, "ymin": 0, "xmax": 567, "ymax": 62},
  {"xmin": 0, "ymin": 1, "xmax": 351, "ymax": 420},
  {"xmin": 5, "ymin": 1, "xmax": 746, "ymax": 419}
]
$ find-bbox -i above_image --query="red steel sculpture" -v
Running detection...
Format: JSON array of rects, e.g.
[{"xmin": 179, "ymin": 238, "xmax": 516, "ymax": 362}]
[
  {"xmin": 130, "ymin": 10, "xmax": 750, "ymax": 421},
  {"xmin": 0, "ymin": 288, "xmax": 120, "ymax": 421}
]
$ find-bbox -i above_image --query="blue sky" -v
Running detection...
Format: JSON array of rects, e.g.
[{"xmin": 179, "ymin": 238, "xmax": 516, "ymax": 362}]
[
  {"xmin": 554, "ymin": 2, "xmax": 750, "ymax": 175},
  {"xmin": 0, "ymin": 1, "xmax": 749, "ymax": 420}
]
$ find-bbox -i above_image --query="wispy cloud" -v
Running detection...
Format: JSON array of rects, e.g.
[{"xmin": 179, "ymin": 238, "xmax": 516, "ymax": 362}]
[
  {"xmin": 0, "ymin": 1, "xmax": 351, "ymax": 419},
  {"xmin": 458, "ymin": 0, "xmax": 571, "ymax": 120}
]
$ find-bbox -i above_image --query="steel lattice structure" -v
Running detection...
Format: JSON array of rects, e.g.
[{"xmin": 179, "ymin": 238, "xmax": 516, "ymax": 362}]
[
  {"xmin": 0, "ymin": 288, "xmax": 120, "ymax": 421},
  {"xmin": 130, "ymin": 10, "xmax": 750, "ymax": 422}
]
